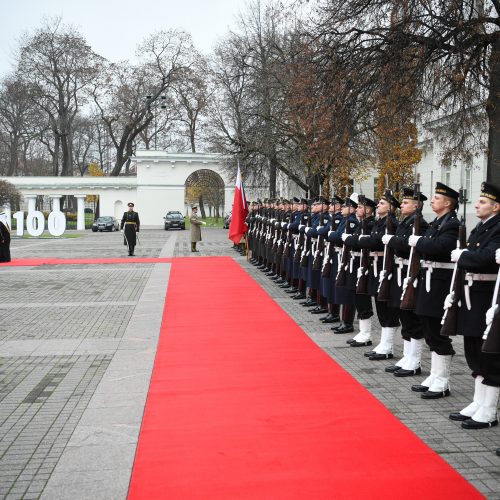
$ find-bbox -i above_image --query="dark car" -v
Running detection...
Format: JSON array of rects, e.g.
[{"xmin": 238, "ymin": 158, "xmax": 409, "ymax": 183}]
[
  {"xmin": 92, "ymin": 216, "xmax": 120, "ymax": 232},
  {"xmin": 164, "ymin": 213, "xmax": 186, "ymax": 230}
]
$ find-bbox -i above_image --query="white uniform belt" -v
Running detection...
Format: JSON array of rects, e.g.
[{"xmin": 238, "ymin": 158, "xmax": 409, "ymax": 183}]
[
  {"xmin": 421, "ymin": 260, "xmax": 455, "ymax": 270},
  {"xmin": 465, "ymin": 272, "xmax": 497, "ymax": 282},
  {"xmin": 333, "ymin": 247, "xmax": 341, "ymax": 253},
  {"xmin": 395, "ymin": 257, "xmax": 409, "ymax": 266},
  {"xmin": 351, "ymin": 251, "xmax": 361, "ymax": 257},
  {"xmin": 369, "ymin": 251, "xmax": 384, "ymax": 257}
]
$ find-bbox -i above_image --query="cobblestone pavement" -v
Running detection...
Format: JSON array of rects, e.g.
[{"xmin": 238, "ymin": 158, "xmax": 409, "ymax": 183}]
[{"xmin": 1, "ymin": 228, "xmax": 499, "ymax": 498}]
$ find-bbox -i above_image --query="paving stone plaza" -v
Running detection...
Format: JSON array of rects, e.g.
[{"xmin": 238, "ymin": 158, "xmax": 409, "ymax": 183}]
[{"xmin": 1, "ymin": 228, "xmax": 499, "ymax": 499}]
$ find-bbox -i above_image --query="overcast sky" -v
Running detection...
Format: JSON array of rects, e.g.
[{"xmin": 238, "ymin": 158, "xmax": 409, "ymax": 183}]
[{"xmin": 1, "ymin": 0, "xmax": 250, "ymax": 75}]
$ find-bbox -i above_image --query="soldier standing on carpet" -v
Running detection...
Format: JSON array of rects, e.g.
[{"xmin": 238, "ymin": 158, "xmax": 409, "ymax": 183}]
[
  {"xmin": 409, "ymin": 182, "xmax": 459, "ymax": 399},
  {"xmin": 0, "ymin": 210, "xmax": 11, "ymax": 262},
  {"xmin": 382, "ymin": 188, "xmax": 429, "ymax": 376},
  {"xmin": 447, "ymin": 182, "xmax": 500, "ymax": 429},
  {"xmin": 121, "ymin": 202, "xmax": 140, "ymax": 256},
  {"xmin": 190, "ymin": 206, "xmax": 205, "ymax": 253}
]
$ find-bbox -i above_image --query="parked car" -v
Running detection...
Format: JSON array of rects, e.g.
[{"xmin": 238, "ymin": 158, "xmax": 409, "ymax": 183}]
[
  {"xmin": 223, "ymin": 212, "xmax": 231, "ymax": 229},
  {"xmin": 92, "ymin": 216, "xmax": 120, "ymax": 232},
  {"xmin": 164, "ymin": 213, "xmax": 186, "ymax": 230},
  {"xmin": 166, "ymin": 210, "xmax": 183, "ymax": 216}
]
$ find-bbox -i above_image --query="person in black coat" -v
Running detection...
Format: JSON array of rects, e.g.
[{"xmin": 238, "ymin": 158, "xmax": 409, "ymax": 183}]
[
  {"xmin": 0, "ymin": 211, "xmax": 11, "ymax": 263},
  {"xmin": 383, "ymin": 188, "xmax": 429, "ymax": 376},
  {"xmin": 361, "ymin": 192, "xmax": 401, "ymax": 360},
  {"xmin": 409, "ymin": 182, "xmax": 460, "ymax": 399},
  {"xmin": 121, "ymin": 202, "xmax": 140, "ymax": 256},
  {"xmin": 448, "ymin": 182, "xmax": 500, "ymax": 429}
]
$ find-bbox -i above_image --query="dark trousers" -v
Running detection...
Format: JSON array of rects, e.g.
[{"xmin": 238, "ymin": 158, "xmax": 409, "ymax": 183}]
[
  {"xmin": 464, "ymin": 336, "xmax": 500, "ymax": 387},
  {"xmin": 355, "ymin": 294, "xmax": 373, "ymax": 320},
  {"xmin": 375, "ymin": 300, "xmax": 400, "ymax": 328},
  {"xmin": 420, "ymin": 315, "xmax": 455, "ymax": 355},
  {"xmin": 400, "ymin": 309, "xmax": 424, "ymax": 341}
]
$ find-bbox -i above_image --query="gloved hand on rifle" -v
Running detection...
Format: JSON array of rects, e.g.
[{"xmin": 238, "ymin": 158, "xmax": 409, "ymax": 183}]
[
  {"xmin": 341, "ymin": 233, "xmax": 350, "ymax": 242},
  {"xmin": 298, "ymin": 224, "xmax": 305, "ymax": 231},
  {"xmin": 305, "ymin": 227, "xmax": 312, "ymax": 235},
  {"xmin": 451, "ymin": 248, "xmax": 467, "ymax": 262},
  {"xmin": 496, "ymin": 248, "xmax": 500, "ymax": 265},
  {"xmin": 381, "ymin": 234, "xmax": 393, "ymax": 245},
  {"xmin": 484, "ymin": 304, "xmax": 499, "ymax": 339},
  {"xmin": 444, "ymin": 293, "xmax": 454, "ymax": 309},
  {"xmin": 408, "ymin": 235, "xmax": 421, "ymax": 247},
  {"xmin": 201, "ymin": 221, "xmax": 207, "ymax": 225}
]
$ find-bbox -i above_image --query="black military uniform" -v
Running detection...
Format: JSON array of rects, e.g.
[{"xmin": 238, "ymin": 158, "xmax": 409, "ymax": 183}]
[
  {"xmin": 121, "ymin": 203, "xmax": 140, "ymax": 256},
  {"xmin": 359, "ymin": 193, "xmax": 401, "ymax": 360},
  {"xmin": 343, "ymin": 197, "xmax": 376, "ymax": 347},
  {"xmin": 448, "ymin": 182, "xmax": 500, "ymax": 429},
  {"xmin": 411, "ymin": 182, "xmax": 460, "ymax": 399},
  {"xmin": 385, "ymin": 188, "xmax": 429, "ymax": 376},
  {"xmin": 0, "ymin": 213, "xmax": 11, "ymax": 263}
]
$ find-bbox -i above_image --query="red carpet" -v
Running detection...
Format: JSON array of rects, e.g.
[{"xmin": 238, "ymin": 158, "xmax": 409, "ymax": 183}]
[{"xmin": 128, "ymin": 257, "xmax": 482, "ymax": 500}]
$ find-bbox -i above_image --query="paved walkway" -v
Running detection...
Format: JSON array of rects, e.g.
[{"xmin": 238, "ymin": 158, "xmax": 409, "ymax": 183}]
[{"xmin": 0, "ymin": 228, "xmax": 499, "ymax": 499}]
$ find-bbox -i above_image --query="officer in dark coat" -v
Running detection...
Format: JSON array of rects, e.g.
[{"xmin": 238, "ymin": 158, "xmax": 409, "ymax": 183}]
[
  {"xmin": 447, "ymin": 182, "xmax": 500, "ymax": 429},
  {"xmin": 360, "ymin": 192, "xmax": 401, "ymax": 360},
  {"xmin": 121, "ymin": 202, "xmax": 140, "ymax": 256},
  {"xmin": 409, "ymin": 182, "xmax": 460, "ymax": 399},
  {"xmin": 0, "ymin": 211, "xmax": 11, "ymax": 263},
  {"xmin": 342, "ymin": 196, "xmax": 376, "ymax": 347}
]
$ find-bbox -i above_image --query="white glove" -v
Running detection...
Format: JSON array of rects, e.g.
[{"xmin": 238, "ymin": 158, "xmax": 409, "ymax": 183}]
[
  {"xmin": 298, "ymin": 224, "xmax": 305, "ymax": 231},
  {"xmin": 201, "ymin": 221, "xmax": 207, "ymax": 225},
  {"xmin": 496, "ymin": 248, "xmax": 500, "ymax": 265},
  {"xmin": 359, "ymin": 234, "xmax": 369, "ymax": 239},
  {"xmin": 328, "ymin": 231, "xmax": 334, "ymax": 237},
  {"xmin": 281, "ymin": 222, "xmax": 287, "ymax": 228},
  {"xmin": 341, "ymin": 233, "xmax": 350, "ymax": 242},
  {"xmin": 305, "ymin": 227, "xmax": 312, "ymax": 235},
  {"xmin": 451, "ymin": 248, "xmax": 466, "ymax": 262},
  {"xmin": 486, "ymin": 304, "xmax": 498, "ymax": 325},
  {"xmin": 270, "ymin": 218, "xmax": 276, "ymax": 223},
  {"xmin": 443, "ymin": 293, "xmax": 454, "ymax": 309},
  {"xmin": 382, "ymin": 234, "xmax": 393, "ymax": 245},
  {"xmin": 357, "ymin": 267, "xmax": 363, "ymax": 278},
  {"xmin": 408, "ymin": 235, "xmax": 421, "ymax": 247}
]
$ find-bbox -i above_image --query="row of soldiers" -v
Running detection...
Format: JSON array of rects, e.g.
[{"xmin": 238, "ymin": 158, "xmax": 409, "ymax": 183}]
[{"xmin": 246, "ymin": 181, "xmax": 500, "ymax": 456}]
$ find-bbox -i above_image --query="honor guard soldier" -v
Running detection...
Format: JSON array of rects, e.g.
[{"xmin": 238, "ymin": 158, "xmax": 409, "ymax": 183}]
[
  {"xmin": 409, "ymin": 182, "xmax": 459, "ymax": 399},
  {"xmin": 121, "ymin": 202, "xmax": 140, "ymax": 256},
  {"xmin": 329, "ymin": 195, "xmax": 359, "ymax": 334},
  {"xmin": 318, "ymin": 195, "xmax": 343, "ymax": 323},
  {"xmin": 342, "ymin": 196, "xmax": 376, "ymax": 346},
  {"xmin": 382, "ymin": 188, "xmax": 429, "ymax": 376},
  {"xmin": 0, "ymin": 210, "xmax": 11, "ymax": 262},
  {"xmin": 361, "ymin": 191, "xmax": 401, "ymax": 360},
  {"xmin": 285, "ymin": 198, "xmax": 307, "ymax": 295},
  {"xmin": 291, "ymin": 199, "xmax": 310, "ymax": 300},
  {"xmin": 447, "ymin": 182, "xmax": 500, "ymax": 428}
]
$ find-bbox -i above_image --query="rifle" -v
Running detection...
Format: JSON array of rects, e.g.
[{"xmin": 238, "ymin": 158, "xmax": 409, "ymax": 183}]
[
  {"xmin": 312, "ymin": 209, "xmax": 325, "ymax": 271},
  {"xmin": 356, "ymin": 194, "xmax": 370, "ymax": 294},
  {"xmin": 482, "ymin": 268, "xmax": 500, "ymax": 353},
  {"xmin": 272, "ymin": 210, "xmax": 281, "ymax": 255},
  {"xmin": 377, "ymin": 186, "xmax": 397, "ymax": 301},
  {"xmin": 283, "ymin": 211, "xmax": 294, "ymax": 258},
  {"xmin": 276, "ymin": 210, "xmax": 287, "ymax": 259},
  {"xmin": 322, "ymin": 188, "xmax": 337, "ymax": 278},
  {"xmin": 336, "ymin": 186, "xmax": 352, "ymax": 287},
  {"xmin": 441, "ymin": 188, "xmax": 468, "ymax": 336},
  {"xmin": 400, "ymin": 182, "xmax": 422, "ymax": 310},
  {"xmin": 300, "ymin": 201, "xmax": 312, "ymax": 267},
  {"xmin": 293, "ymin": 211, "xmax": 306, "ymax": 264}
]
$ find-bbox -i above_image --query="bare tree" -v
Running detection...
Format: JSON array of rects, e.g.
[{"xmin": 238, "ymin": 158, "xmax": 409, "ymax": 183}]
[{"xmin": 16, "ymin": 18, "xmax": 103, "ymax": 176}]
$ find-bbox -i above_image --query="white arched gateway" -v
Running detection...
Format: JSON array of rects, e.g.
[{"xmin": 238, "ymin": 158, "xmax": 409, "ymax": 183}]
[{"xmin": 0, "ymin": 151, "xmax": 234, "ymax": 228}]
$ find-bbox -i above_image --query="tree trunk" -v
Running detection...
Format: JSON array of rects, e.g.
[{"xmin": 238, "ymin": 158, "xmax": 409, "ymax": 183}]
[
  {"xmin": 269, "ymin": 157, "xmax": 277, "ymax": 198},
  {"xmin": 53, "ymin": 134, "xmax": 60, "ymax": 176},
  {"xmin": 7, "ymin": 135, "xmax": 19, "ymax": 176},
  {"xmin": 60, "ymin": 134, "xmax": 72, "ymax": 176},
  {"xmin": 487, "ymin": 37, "xmax": 500, "ymax": 186},
  {"xmin": 198, "ymin": 194, "xmax": 206, "ymax": 218}
]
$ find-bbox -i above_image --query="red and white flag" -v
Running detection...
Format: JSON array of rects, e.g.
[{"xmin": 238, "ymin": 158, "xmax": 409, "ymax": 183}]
[{"xmin": 228, "ymin": 164, "xmax": 249, "ymax": 244}]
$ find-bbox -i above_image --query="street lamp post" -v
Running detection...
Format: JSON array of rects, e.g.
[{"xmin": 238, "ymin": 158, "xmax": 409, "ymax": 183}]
[{"xmin": 145, "ymin": 94, "xmax": 167, "ymax": 150}]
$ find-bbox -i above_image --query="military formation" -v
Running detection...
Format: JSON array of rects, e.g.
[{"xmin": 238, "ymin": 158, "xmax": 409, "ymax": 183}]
[{"xmin": 245, "ymin": 181, "xmax": 500, "ymax": 457}]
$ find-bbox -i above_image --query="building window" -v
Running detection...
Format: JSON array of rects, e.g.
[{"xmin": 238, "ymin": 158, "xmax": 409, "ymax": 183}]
[{"xmin": 443, "ymin": 167, "xmax": 451, "ymax": 186}]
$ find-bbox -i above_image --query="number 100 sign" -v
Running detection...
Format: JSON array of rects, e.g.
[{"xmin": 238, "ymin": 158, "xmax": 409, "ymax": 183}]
[{"xmin": 13, "ymin": 211, "xmax": 66, "ymax": 237}]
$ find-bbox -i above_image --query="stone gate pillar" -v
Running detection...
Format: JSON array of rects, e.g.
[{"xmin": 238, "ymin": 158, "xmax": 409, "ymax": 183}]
[
  {"xmin": 24, "ymin": 194, "xmax": 37, "ymax": 214},
  {"xmin": 50, "ymin": 195, "xmax": 62, "ymax": 212},
  {"xmin": 75, "ymin": 195, "xmax": 87, "ymax": 230}
]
